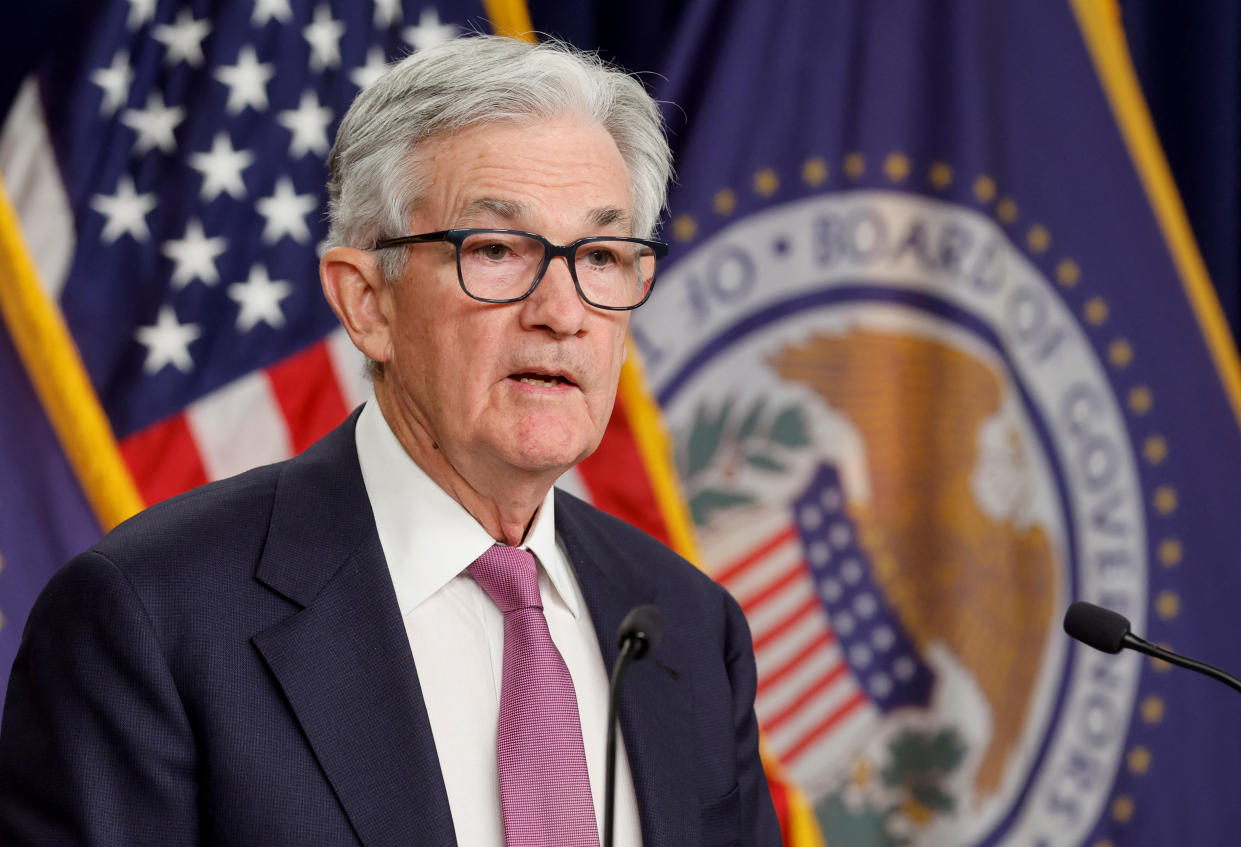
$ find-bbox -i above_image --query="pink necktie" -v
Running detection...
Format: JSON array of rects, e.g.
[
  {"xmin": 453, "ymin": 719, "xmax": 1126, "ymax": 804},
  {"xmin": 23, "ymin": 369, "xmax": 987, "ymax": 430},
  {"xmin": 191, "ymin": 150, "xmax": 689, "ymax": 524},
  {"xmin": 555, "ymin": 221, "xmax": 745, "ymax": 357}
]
[{"xmin": 469, "ymin": 545, "xmax": 601, "ymax": 847}]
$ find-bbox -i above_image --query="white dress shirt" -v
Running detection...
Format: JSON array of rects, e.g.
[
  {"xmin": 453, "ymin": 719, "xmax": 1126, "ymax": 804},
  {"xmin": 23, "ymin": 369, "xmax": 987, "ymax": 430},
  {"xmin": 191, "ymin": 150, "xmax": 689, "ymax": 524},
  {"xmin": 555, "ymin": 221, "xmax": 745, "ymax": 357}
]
[{"xmin": 355, "ymin": 398, "xmax": 642, "ymax": 846}]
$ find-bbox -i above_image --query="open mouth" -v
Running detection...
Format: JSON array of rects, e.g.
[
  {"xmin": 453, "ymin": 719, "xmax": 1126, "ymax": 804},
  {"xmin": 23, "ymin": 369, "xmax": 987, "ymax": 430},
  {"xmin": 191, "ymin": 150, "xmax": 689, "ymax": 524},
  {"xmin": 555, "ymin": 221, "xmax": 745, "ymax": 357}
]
[{"xmin": 510, "ymin": 371, "xmax": 576, "ymax": 388}]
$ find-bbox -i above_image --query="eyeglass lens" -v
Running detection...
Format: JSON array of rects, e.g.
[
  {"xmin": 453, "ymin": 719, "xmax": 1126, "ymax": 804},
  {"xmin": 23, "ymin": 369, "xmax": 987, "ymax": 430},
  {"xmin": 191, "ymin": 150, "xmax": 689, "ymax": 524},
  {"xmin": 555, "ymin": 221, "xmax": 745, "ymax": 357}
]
[{"xmin": 458, "ymin": 231, "xmax": 656, "ymax": 308}]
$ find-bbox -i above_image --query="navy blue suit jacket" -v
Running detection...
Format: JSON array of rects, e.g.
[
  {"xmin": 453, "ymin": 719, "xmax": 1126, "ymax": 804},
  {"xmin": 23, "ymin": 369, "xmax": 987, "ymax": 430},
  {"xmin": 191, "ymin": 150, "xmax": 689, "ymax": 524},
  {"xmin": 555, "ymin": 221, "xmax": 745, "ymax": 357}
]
[{"xmin": 0, "ymin": 412, "xmax": 779, "ymax": 846}]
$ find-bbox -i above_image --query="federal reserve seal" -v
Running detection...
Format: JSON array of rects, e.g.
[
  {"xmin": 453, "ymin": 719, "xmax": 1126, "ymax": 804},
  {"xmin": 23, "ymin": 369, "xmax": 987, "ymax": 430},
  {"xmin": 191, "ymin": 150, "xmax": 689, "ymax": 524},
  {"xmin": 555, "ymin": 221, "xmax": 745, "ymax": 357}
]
[{"xmin": 634, "ymin": 185, "xmax": 1148, "ymax": 846}]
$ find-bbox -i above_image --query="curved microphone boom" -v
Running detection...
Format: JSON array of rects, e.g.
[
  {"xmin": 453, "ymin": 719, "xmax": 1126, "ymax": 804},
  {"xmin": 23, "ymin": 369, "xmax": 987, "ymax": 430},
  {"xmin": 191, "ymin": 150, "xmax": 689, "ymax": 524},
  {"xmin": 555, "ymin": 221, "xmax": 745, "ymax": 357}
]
[
  {"xmin": 1064, "ymin": 600, "xmax": 1241, "ymax": 695},
  {"xmin": 604, "ymin": 605, "xmax": 664, "ymax": 847}
]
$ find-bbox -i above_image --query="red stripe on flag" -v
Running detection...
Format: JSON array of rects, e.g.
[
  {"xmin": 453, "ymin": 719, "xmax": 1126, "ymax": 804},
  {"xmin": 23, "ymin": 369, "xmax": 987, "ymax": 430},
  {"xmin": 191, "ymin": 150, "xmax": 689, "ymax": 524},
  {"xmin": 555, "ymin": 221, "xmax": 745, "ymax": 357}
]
[
  {"xmin": 715, "ymin": 524, "xmax": 798, "ymax": 585},
  {"xmin": 762, "ymin": 661, "xmax": 850, "ymax": 733},
  {"xmin": 575, "ymin": 393, "xmax": 672, "ymax": 547},
  {"xmin": 739, "ymin": 559, "xmax": 810, "ymax": 615},
  {"xmin": 783, "ymin": 690, "xmax": 869, "ymax": 765},
  {"xmin": 758, "ymin": 629, "xmax": 836, "ymax": 697},
  {"xmin": 266, "ymin": 341, "xmax": 350, "ymax": 454},
  {"xmin": 752, "ymin": 594, "xmax": 821, "ymax": 653},
  {"xmin": 119, "ymin": 413, "xmax": 209, "ymax": 506}
]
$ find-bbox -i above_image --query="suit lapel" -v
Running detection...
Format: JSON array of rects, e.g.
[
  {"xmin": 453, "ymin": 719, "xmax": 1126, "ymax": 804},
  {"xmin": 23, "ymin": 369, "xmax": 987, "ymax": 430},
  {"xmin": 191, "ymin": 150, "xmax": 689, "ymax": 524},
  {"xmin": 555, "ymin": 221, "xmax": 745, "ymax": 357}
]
[
  {"xmin": 557, "ymin": 496, "xmax": 698, "ymax": 847},
  {"xmin": 251, "ymin": 413, "xmax": 456, "ymax": 847}
]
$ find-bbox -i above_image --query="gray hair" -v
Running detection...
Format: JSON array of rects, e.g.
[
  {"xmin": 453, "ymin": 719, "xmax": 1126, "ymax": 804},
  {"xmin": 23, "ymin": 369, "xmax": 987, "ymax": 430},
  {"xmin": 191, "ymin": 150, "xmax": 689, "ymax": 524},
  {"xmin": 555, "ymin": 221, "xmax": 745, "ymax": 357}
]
[{"xmin": 326, "ymin": 35, "xmax": 673, "ymax": 282}]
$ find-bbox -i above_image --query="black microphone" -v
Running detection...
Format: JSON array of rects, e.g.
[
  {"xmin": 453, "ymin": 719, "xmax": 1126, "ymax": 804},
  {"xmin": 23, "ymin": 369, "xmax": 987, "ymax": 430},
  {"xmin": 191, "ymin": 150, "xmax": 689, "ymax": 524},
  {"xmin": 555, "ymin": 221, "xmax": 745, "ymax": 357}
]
[
  {"xmin": 1064, "ymin": 600, "xmax": 1241, "ymax": 694},
  {"xmin": 604, "ymin": 605, "xmax": 664, "ymax": 847}
]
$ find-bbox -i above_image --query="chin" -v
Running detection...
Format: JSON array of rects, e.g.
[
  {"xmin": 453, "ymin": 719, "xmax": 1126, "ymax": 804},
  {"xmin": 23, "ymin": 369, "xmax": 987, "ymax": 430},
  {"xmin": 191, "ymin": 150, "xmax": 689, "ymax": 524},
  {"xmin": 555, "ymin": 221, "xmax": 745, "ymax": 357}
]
[
  {"xmin": 505, "ymin": 423, "xmax": 600, "ymax": 475},
  {"xmin": 506, "ymin": 414, "xmax": 598, "ymax": 466},
  {"xmin": 505, "ymin": 445, "xmax": 590, "ymax": 476}
]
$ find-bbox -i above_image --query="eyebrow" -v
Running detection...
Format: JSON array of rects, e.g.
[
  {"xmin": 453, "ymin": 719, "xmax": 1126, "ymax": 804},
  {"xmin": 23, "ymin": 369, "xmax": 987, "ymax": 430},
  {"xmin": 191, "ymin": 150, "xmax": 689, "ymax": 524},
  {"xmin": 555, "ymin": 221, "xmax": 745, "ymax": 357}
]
[
  {"xmin": 456, "ymin": 197, "xmax": 523, "ymax": 225},
  {"xmin": 456, "ymin": 198, "xmax": 632, "ymax": 234},
  {"xmin": 590, "ymin": 206, "xmax": 631, "ymax": 231}
]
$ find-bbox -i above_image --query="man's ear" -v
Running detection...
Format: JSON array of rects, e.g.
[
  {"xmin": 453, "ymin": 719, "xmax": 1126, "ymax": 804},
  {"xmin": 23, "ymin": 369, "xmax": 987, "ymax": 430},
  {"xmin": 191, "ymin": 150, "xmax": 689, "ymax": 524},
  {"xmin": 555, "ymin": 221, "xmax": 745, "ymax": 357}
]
[{"xmin": 320, "ymin": 246, "xmax": 393, "ymax": 365}]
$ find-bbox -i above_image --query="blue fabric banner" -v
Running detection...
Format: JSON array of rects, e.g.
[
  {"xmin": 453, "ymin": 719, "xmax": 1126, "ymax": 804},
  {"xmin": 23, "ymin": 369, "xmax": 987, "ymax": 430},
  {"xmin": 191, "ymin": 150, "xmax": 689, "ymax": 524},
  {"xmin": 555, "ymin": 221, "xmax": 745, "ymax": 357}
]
[
  {"xmin": 627, "ymin": 1, "xmax": 1241, "ymax": 844},
  {"xmin": 0, "ymin": 320, "xmax": 101, "ymax": 696}
]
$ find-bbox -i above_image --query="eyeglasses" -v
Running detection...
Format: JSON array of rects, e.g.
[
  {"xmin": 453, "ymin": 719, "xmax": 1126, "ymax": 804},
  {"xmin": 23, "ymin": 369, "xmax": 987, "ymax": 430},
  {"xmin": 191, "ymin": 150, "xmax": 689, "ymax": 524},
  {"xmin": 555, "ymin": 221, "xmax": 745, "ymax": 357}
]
[{"xmin": 371, "ymin": 228, "xmax": 669, "ymax": 311}]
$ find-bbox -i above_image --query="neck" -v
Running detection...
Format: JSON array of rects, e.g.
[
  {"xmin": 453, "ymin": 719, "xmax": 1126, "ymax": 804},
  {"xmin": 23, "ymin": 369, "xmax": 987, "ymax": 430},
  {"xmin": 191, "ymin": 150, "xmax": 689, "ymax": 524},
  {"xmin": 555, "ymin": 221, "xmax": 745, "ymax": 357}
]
[{"xmin": 373, "ymin": 385, "xmax": 554, "ymax": 546}]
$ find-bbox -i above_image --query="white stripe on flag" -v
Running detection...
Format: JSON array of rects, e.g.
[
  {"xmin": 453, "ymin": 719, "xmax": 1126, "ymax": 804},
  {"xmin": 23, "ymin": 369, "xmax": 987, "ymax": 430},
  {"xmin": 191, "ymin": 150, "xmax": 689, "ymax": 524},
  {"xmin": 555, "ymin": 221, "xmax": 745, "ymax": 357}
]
[
  {"xmin": 0, "ymin": 78, "xmax": 75, "ymax": 300},
  {"xmin": 766, "ymin": 670, "xmax": 862, "ymax": 753},
  {"xmin": 755, "ymin": 643, "xmax": 844, "ymax": 716},
  {"xmin": 187, "ymin": 372, "xmax": 292, "ymax": 480},
  {"xmin": 723, "ymin": 535, "xmax": 804, "ymax": 608},
  {"xmin": 745, "ymin": 573, "xmax": 817, "ymax": 635},
  {"xmin": 755, "ymin": 613, "xmax": 831, "ymax": 678}
]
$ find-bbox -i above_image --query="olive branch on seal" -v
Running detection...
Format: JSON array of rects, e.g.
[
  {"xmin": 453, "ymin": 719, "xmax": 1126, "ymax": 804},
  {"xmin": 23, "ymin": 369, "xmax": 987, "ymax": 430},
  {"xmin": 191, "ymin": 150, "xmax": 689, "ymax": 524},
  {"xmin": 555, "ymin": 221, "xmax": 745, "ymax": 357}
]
[{"xmin": 674, "ymin": 396, "xmax": 812, "ymax": 527}]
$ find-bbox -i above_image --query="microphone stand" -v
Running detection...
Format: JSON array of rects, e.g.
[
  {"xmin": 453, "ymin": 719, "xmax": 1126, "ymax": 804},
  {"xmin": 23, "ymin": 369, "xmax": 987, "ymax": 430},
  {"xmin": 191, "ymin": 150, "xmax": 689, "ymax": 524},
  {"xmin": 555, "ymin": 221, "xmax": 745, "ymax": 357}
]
[
  {"xmin": 1120, "ymin": 631, "xmax": 1241, "ymax": 694},
  {"xmin": 603, "ymin": 636, "xmax": 642, "ymax": 847},
  {"xmin": 603, "ymin": 605, "xmax": 662, "ymax": 847}
]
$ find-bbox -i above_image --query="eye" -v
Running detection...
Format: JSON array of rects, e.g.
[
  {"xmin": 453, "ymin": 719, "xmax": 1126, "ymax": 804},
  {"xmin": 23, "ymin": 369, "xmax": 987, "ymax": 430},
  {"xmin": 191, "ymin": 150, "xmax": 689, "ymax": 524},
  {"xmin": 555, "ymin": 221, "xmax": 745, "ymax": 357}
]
[
  {"xmin": 476, "ymin": 241, "xmax": 512, "ymax": 261},
  {"xmin": 583, "ymin": 246, "xmax": 618, "ymax": 268}
]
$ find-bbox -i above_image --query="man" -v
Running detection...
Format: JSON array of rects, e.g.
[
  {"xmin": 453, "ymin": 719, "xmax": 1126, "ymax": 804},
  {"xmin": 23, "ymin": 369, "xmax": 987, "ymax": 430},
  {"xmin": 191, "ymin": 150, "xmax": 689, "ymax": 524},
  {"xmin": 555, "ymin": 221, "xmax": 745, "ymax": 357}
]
[{"xmin": 0, "ymin": 36, "xmax": 780, "ymax": 846}]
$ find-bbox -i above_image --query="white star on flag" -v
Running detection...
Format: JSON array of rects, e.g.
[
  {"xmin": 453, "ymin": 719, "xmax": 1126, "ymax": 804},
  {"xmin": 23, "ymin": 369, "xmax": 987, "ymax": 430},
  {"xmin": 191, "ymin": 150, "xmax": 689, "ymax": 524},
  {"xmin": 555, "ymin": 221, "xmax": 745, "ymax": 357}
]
[
  {"xmin": 135, "ymin": 305, "xmax": 202, "ymax": 374},
  {"xmin": 350, "ymin": 47, "xmax": 390, "ymax": 91},
  {"xmin": 121, "ymin": 91, "xmax": 185, "ymax": 156},
  {"xmin": 304, "ymin": 6, "xmax": 345, "ymax": 72},
  {"xmin": 228, "ymin": 265, "xmax": 293, "ymax": 331},
  {"xmin": 373, "ymin": 0, "xmax": 402, "ymax": 28},
  {"xmin": 251, "ymin": 0, "xmax": 293, "ymax": 26},
  {"xmin": 126, "ymin": 0, "xmax": 156, "ymax": 30},
  {"xmin": 90, "ymin": 50, "xmax": 133, "ymax": 116},
  {"xmin": 90, "ymin": 175, "xmax": 157, "ymax": 243},
  {"xmin": 163, "ymin": 220, "xmax": 228, "ymax": 289},
  {"xmin": 189, "ymin": 132, "xmax": 255, "ymax": 201},
  {"xmin": 215, "ymin": 46, "xmax": 275, "ymax": 114},
  {"xmin": 152, "ymin": 9, "xmax": 212, "ymax": 67},
  {"xmin": 404, "ymin": 8, "xmax": 459, "ymax": 52},
  {"xmin": 277, "ymin": 91, "xmax": 333, "ymax": 158},
  {"xmin": 256, "ymin": 177, "xmax": 316, "ymax": 244}
]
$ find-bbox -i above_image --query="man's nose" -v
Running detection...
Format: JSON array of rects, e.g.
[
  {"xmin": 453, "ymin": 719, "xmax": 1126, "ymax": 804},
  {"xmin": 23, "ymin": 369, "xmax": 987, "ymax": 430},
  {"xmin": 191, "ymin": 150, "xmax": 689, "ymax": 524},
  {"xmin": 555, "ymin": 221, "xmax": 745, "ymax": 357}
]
[{"xmin": 521, "ymin": 254, "xmax": 587, "ymax": 335}]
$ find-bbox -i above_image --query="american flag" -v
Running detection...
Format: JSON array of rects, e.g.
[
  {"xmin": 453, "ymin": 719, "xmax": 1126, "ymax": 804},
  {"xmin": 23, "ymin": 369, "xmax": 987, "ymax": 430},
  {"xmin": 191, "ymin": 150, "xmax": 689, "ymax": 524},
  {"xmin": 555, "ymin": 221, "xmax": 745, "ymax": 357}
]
[
  {"xmin": 712, "ymin": 463, "xmax": 934, "ymax": 788},
  {"xmin": 1, "ymin": 0, "xmax": 499, "ymax": 505}
]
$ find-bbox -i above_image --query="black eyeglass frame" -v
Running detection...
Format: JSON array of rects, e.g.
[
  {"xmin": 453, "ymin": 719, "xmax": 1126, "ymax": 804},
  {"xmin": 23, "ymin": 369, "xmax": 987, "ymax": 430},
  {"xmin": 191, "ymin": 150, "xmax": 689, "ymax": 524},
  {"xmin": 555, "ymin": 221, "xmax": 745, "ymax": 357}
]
[{"xmin": 371, "ymin": 228, "xmax": 670, "ymax": 311}]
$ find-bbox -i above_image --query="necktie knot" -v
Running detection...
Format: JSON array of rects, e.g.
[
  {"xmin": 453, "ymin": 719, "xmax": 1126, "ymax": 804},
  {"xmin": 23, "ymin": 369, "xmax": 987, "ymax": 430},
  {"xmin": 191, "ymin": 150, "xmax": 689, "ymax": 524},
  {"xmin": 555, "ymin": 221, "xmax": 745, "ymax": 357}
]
[{"xmin": 468, "ymin": 545, "xmax": 543, "ymax": 613}]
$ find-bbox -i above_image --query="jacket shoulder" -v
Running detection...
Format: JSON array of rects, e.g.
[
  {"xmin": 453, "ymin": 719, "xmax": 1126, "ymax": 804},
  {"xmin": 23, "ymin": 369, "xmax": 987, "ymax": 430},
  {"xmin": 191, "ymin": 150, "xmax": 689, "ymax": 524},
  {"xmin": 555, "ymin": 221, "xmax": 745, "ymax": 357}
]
[
  {"xmin": 95, "ymin": 461, "xmax": 284, "ymax": 568},
  {"xmin": 554, "ymin": 488, "xmax": 725, "ymax": 599},
  {"xmin": 93, "ymin": 408, "xmax": 364, "ymax": 583}
]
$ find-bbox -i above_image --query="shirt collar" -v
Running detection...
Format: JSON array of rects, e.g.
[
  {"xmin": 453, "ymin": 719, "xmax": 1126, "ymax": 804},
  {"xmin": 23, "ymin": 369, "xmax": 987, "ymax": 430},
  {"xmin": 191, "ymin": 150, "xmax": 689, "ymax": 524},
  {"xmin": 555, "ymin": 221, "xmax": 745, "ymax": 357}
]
[{"xmin": 354, "ymin": 396, "xmax": 581, "ymax": 618}]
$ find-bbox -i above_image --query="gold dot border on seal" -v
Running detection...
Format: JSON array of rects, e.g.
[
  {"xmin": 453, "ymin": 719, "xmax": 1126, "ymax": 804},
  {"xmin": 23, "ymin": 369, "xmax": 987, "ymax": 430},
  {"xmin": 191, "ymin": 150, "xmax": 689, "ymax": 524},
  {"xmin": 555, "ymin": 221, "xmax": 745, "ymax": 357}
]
[{"xmin": 669, "ymin": 150, "xmax": 1179, "ymax": 832}]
